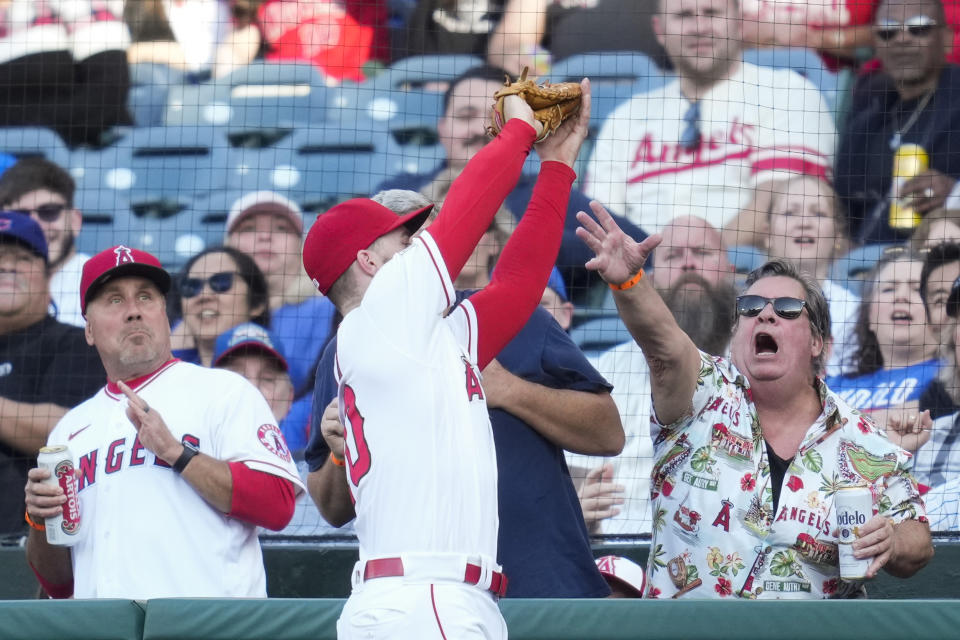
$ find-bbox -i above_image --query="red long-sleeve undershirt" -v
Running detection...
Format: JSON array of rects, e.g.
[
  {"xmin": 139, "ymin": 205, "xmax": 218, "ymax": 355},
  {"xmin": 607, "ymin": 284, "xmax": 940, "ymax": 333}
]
[
  {"xmin": 428, "ymin": 119, "xmax": 537, "ymax": 281},
  {"xmin": 471, "ymin": 161, "xmax": 574, "ymax": 368}
]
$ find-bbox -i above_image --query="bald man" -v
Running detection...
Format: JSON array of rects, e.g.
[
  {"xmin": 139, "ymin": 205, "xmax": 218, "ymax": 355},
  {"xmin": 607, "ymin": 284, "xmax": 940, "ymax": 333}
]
[{"xmin": 569, "ymin": 214, "xmax": 737, "ymax": 534}]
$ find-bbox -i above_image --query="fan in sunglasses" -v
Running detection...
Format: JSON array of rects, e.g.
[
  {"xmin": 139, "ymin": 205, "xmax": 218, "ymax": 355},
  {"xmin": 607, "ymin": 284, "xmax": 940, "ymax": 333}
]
[
  {"xmin": 576, "ymin": 200, "xmax": 932, "ymax": 599},
  {"xmin": 835, "ymin": 0, "xmax": 960, "ymax": 245},
  {"xmin": 172, "ymin": 247, "xmax": 270, "ymax": 368},
  {"xmin": 0, "ymin": 158, "xmax": 88, "ymax": 327}
]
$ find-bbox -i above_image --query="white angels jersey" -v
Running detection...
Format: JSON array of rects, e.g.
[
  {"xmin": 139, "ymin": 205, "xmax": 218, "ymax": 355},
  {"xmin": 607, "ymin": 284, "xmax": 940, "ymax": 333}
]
[
  {"xmin": 46, "ymin": 360, "xmax": 305, "ymax": 599},
  {"xmin": 335, "ymin": 231, "xmax": 498, "ymax": 562},
  {"xmin": 584, "ymin": 61, "xmax": 836, "ymax": 233}
]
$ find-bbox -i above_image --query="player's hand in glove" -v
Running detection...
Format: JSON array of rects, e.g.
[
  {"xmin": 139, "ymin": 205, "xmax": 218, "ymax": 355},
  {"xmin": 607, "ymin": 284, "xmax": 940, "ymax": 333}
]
[
  {"xmin": 534, "ymin": 77, "xmax": 591, "ymax": 169},
  {"xmin": 320, "ymin": 398, "xmax": 346, "ymax": 460},
  {"xmin": 489, "ymin": 67, "xmax": 582, "ymax": 142}
]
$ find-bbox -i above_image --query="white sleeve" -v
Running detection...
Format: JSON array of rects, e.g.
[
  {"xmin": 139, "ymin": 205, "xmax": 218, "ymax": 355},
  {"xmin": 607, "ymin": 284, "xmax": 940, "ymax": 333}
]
[
  {"xmin": 209, "ymin": 373, "xmax": 305, "ymax": 493},
  {"xmin": 752, "ymin": 71, "xmax": 836, "ymax": 187}
]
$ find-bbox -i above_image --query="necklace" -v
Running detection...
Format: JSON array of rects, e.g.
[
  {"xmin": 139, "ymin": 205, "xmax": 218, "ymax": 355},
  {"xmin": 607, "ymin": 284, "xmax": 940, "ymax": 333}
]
[{"xmin": 889, "ymin": 89, "xmax": 936, "ymax": 150}]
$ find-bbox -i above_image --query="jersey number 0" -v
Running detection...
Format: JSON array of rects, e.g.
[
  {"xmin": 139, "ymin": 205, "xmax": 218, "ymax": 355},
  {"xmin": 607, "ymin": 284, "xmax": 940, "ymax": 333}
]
[{"xmin": 342, "ymin": 384, "xmax": 371, "ymax": 486}]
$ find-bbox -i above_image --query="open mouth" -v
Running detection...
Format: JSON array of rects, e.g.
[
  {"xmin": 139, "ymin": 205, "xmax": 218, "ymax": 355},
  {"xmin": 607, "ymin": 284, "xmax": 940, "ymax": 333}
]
[
  {"xmin": 891, "ymin": 310, "xmax": 912, "ymax": 324},
  {"xmin": 755, "ymin": 332, "xmax": 778, "ymax": 355},
  {"xmin": 199, "ymin": 309, "xmax": 219, "ymax": 320},
  {"xmin": 792, "ymin": 235, "xmax": 815, "ymax": 245}
]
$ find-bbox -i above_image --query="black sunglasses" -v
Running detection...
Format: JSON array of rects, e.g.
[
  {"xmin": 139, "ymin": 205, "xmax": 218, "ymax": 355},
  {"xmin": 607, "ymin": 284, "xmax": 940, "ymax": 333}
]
[
  {"xmin": 736, "ymin": 295, "xmax": 807, "ymax": 320},
  {"xmin": 875, "ymin": 15, "xmax": 939, "ymax": 41},
  {"xmin": 179, "ymin": 272, "xmax": 237, "ymax": 299},
  {"xmin": 8, "ymin": 203, "xmax": 67, "ymax": 222}
]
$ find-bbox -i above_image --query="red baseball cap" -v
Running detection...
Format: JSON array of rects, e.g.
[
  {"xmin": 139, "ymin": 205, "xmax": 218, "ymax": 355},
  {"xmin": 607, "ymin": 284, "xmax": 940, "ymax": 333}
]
[
  {"xmin": 303, "ymin": 198, "xmax": 433, "ymax": 295},
  {"xmin": 80, "ymin": 245, "xmax": 172, "ymax": 316}
]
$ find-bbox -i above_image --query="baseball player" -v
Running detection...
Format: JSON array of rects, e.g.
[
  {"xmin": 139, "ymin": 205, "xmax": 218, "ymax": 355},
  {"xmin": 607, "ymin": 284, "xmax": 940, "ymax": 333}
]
[
  {"xmin": 23, "ymin": 245, "xmax": 305, "ymax": 599},
  {"xmin": 301, "ymin": 84, "xmax": 590, "ymax": 638}
]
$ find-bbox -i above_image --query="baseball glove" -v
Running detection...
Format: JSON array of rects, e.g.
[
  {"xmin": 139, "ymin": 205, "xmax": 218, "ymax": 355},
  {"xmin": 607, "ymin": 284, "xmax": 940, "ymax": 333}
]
[{"xmin": 488, "ymin": 67, "xmax": 582, "ymax": 142}]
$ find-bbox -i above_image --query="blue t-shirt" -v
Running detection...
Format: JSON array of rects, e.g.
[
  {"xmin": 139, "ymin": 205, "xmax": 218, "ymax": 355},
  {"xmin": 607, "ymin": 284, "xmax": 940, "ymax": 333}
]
[
  {"xmin": 305, "ymin": 297, "xmax": 612, "ymax": 598},
  {"xmin": 270, "ymin": 296, "xmax": 336, "ymax": 393},
  {"xmin": 825, "ymin": 359, "xmax": 943, "ymax": 413},
  {"xmin": 281, "ymin": 392, "xmax": 313, "ymax": 455}
]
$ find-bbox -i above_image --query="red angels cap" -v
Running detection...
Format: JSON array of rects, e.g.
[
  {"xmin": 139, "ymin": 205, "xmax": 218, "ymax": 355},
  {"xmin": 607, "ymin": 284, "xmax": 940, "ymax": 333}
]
[
  {"xmin": 302, "ymin": 198, "xmax": 433, "ymax": 296},
  {"xmin": 80, "ymin": 245, "xmax": 172, "ymax": 316},
  {"xmin": 595, "ymin": 555, "xmax": 646, "ymax": 597}
]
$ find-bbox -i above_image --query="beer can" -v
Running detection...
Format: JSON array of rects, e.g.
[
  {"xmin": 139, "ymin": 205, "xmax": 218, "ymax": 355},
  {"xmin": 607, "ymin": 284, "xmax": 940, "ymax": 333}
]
[
  {"xmin": 835, "ymin": 485, "xmax": 873, "ymax": 580},
  {"xmin": 889, "ymin": 144, "xmax": 929, "ymax": 230},
  {"xmin": 37, "ymin": 445, "xmax": 81, "ymax": 546}
]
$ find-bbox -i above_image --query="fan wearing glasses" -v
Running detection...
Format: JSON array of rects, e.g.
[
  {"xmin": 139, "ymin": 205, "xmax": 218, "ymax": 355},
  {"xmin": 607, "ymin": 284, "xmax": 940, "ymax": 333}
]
[
  {"xmin": 171, "ymin": 247, "xmax": 270, "ymax": 368},
  {"xmin": 0, "ymin": 158, "xmax": 88, "ymax": 327},
  {"xmin": 836, "ymin": 0, "xmax": 960, "ymax": 245},
  {"xmin": 576, "ymin": 206, "xmax": 932, "ymax": 598}
]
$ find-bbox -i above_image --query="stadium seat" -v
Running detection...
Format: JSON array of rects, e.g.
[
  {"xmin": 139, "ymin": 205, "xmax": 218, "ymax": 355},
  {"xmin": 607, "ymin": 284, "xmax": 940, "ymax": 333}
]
[
  {"xmin": 128, "ymin": 63, "xmax": 186, "ymax": 127},
  {"xmin": 827, "ymin": 243, "xmax": 897, "ymax": 297},
  {"xmin": 0, "ymin": 127, "xmax": 71, "ymax": 167},
  {"xmin": 742, "ymin": 48, "xmax": 840, "ymax": 112},
  {"xmin": 72, "ymin": 126, "xmax": 230, "ymax": 217},
  {"xmin": 164, "ymin": 62, "xmax": 329, "ymax": 137},
  {"xmin": 569, "ymin": 315, "xmax": 633, "ymax": 359},
  {"xmin": 386, "ymin": 54, "xmax": 486, "ymax": 88},
  {"xmin": 549, "ymin": 51, "xmax": 664, "ymax": 86},
  {"xmin": 226, "ymin": 125, "xmax": 410, "ymax": 211},
  {"xmin": 728, "ymin": 245, "xmax": 768, "ymax": 274}
]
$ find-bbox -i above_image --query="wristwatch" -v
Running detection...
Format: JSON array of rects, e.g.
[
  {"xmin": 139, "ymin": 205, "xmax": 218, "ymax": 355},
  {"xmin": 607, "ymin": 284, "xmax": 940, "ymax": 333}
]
[{"xmin": 173, "ymin": 440, "xmax": 200, "ymax": 474}]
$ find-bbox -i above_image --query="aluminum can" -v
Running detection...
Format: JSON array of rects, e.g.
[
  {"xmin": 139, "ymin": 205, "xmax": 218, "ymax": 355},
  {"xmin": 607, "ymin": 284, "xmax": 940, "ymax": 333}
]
[
  {"xmin": 835, "ymin": 485, "xmax": 873, "ymax": 580},
  {"xmin": 889, "ymin": 144, "xmax": 929, "ymax": 230},
  {"xmin": 37, "ymin": 445, "xmax": 81, "ymax": 546}
]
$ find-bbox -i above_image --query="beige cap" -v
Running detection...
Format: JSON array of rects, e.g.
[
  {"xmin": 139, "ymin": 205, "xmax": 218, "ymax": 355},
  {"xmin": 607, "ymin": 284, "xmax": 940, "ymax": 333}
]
[{"xmin": 225, "ymin": 191, "xmax": 303, "ymax": 236}]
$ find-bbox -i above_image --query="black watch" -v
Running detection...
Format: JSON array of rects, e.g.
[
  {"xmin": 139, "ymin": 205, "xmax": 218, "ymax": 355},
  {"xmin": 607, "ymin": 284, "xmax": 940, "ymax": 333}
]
[{"xmin": 173, "ymin": 440, "xmax": 200, "ymax": 474}]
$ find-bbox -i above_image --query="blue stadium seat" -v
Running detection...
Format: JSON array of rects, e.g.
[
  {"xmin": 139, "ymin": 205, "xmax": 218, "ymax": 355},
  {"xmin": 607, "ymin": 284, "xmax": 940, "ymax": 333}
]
[
  {"xmin": 728, "ymin": 245, "xmax": 768, "ymax": 274},
  {"xmin": 548, "ymin": 51, "xmax": 664, "ymax": 87},
  {"xmin": 386, "ymin": 54, "xmax": 486, "ymax": 88},
  {"xmin": 0, "ymin": 127, "xmax": 71, "ymax": 167},
  {"xmin": 828, "ymin": 243, "xmax": 897, "ymax": 297},
  {"xmin": 226, "ymin": 124, "xmax": 409, "ymax": 210},
  {"xmin": 569, "ymin": 315, "xmax": 633, "ymax": 360},
  {"xmin": 128, "ymin": 63, "xmax": 186, "ymax": 127},
  {"xmin": 72, "ymin": 126, "xmax": 230, "ymax": 217},
  {"xmin": 164, "ymin": 62, "xmax": 329, "ymax": 135},
  {"xmin": 742, "ymin": 48, "xmax": 840, "ymax": 112}
]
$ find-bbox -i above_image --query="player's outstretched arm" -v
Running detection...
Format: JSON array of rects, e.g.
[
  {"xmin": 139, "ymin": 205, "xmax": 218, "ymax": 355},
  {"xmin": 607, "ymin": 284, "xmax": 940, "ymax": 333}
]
[
  {"xmin": 427, "ymin": 95, "xmax": 539, "ymax": 281},
  {"xmin": 470, "ymin": 80, "xmax": 591, "ymax": 368},
  {"xmin": 575, "ymin": 202, "xmax": 700, "ymax": 425}
]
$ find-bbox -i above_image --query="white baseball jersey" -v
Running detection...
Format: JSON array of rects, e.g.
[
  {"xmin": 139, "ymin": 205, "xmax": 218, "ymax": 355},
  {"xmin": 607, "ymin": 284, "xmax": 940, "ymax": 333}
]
[
  {"xmin": 47, "ymin": 360, "xmax": 305, "ymax": 599},
  {"xmin": 584, "ymin": 62, "xmax": 836, "ymax": 233},
  {"xmin": 335, "ymin": 230, "xmax": 498, "ymax": 562}
]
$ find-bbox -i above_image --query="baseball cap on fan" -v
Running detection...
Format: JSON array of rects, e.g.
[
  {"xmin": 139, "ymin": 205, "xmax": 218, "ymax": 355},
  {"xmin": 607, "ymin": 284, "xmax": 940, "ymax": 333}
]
[
  {"xmin": 303, "ymin": 198, "xmax": 433, "ymax": 295},
  {"xmin": 595, "ymin": 555, "xmax": 646, "ymax": 598},
  {"xmin": 0, "ymin": 211, "xmax": 48, "ymax": 262},
  {"xmin": 80, "ymin": 245, "xmax": 171, "ymax": 316},
  {"xmin": 213, "ymin": 322, "xmax": 288, "ymax": 371},
  {"xmin": 226, "ymin": 191, "xmax": 304, "ymax": 236}
]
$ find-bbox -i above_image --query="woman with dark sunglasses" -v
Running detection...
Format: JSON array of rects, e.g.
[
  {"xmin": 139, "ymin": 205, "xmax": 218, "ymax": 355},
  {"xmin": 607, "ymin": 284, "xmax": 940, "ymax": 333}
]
[
  {"xmin": 577, "ymin": 202, "xmax": 931, "ymax": 598},
  {"xmin": 169, "ymin": 246, "xmax": 270, "ymax": 367},
  {"xmin": 825, "ymin": 251, "xmax": 941, "ymax": 427}
]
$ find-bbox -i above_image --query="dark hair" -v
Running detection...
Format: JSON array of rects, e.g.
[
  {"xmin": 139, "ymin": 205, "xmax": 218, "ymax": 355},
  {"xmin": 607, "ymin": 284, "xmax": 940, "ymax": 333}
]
[
  {"xmin": 919, "ymin": 242, "xmax": 960, "ymax": 318},
  {"xmin": 173, "ymin": 246, "xmax": 270, "ymax": 327},
  {"xmin": 852, "ymin": 250, "xmax": 923, "ymax": 376},
  {"xmin": 0, "ymin": 158, "xmax": 75, "ymax": 208},
  {"xmin": 442, "ymin": 65, "xmax": 512, "ymax": 114},
  {"xmin": 743, "ymin": 258, "xmax": 831, "ymax": 376}
]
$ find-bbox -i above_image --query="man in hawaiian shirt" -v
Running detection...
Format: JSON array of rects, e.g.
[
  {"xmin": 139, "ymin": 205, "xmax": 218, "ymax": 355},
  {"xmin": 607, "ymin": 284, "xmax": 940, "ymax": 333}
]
[{"xmin": 576, "ymin": 202, "xmax": 933, "ymax": 599}]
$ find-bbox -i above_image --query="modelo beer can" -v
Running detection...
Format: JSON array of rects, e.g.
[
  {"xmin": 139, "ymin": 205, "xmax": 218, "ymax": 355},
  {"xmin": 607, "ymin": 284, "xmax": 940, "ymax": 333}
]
[
  {"xmin": 889, "ymin": 144, "xmax": 929, "ymax": 230},
  {"xmin": 37, "ymin": 445, "xmax": 81, "ymax": 546},
  {"xmin": 835, "ymin": 485, "xmax": 873, "ymax": 580}
]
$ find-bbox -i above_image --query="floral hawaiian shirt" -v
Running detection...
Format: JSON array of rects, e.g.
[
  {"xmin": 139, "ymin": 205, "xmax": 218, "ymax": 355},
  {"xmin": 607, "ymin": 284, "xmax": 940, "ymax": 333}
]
[{"xmin": 646, "ymin": 351, "xmax": 927, "ymax": 599}]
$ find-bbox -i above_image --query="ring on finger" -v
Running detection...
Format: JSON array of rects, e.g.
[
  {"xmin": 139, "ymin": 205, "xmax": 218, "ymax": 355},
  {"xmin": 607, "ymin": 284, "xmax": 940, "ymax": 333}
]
[
  {"xmin": 143, "ymin": 404, "xmax": 151, "ymax": 414},
  {"xmin": 924, "ymin": 187, "xmax": 935, "ymax": 199}
]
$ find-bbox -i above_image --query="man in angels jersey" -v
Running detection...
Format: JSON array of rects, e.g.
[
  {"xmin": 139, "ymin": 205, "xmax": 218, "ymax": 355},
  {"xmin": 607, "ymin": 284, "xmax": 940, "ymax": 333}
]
[
  {"xmin": 23, "ymin": 245, "xmax": 304, "ymax": 599},
  {"xmin": 301, "ymin": 85, "xmax": 591, "ymax": 638},
  {"xmin": 583, "ymin": 0, "xmax": 836, "ymax": 248}
]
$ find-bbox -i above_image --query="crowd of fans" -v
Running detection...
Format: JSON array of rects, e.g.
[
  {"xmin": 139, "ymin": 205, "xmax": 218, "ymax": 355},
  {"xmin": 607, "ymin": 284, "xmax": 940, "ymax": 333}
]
[{"xmin": 0, "ymin": 0, "xmax": 958, "ymax": 602}]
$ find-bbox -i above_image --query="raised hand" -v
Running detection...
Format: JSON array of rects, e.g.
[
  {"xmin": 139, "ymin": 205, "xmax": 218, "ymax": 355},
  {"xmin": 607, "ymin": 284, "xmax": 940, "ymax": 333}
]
[
  {"xmin": 534, "ymin": 77, "xmax": 592, "ymax": 169},
  {"xmin": 501, "ymin": 94, "xmax": 544, "ymax": 139},
  {"xmin": 885, "ymin": 409, "xmax": 932, "ymax": 453},
  {"xmin": 576, "ymin": 200, "xmax": 662, "ymax": 286},
  {"xmin": 118, "ymin": 380, "xmax": 182, "ymax": 465}
]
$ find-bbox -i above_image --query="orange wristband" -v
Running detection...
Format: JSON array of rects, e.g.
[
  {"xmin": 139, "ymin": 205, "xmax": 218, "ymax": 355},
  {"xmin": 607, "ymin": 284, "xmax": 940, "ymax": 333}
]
[
  {"xmin": 25, "ymin": 509, "xmax": 45, "ymax": 531},
  {"xmin": 609, "ymin": 268, "xmax": 644, "ymax": 291},
  {"xmin": 329, "ymin": 452, "xmax": 346, "ymax": 467}
]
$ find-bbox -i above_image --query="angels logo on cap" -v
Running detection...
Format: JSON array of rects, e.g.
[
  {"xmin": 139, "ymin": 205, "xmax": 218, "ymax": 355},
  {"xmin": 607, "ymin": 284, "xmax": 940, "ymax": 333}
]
[{"xmin": 114, "ymin": 245, "xmax": 135, "ymax": 265}]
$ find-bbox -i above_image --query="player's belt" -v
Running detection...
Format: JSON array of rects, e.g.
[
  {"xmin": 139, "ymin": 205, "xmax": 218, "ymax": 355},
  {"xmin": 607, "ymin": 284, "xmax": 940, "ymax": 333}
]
[{"xmin": 362, "ymin": 556, "xmax": 509, "ymax": 597}]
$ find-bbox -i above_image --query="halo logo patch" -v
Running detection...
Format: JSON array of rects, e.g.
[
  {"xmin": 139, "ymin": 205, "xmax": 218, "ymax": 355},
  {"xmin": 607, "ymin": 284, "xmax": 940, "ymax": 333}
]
[{"xmin": 258, "ymin": 423, "xmax": 292, "ymax": 462}]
